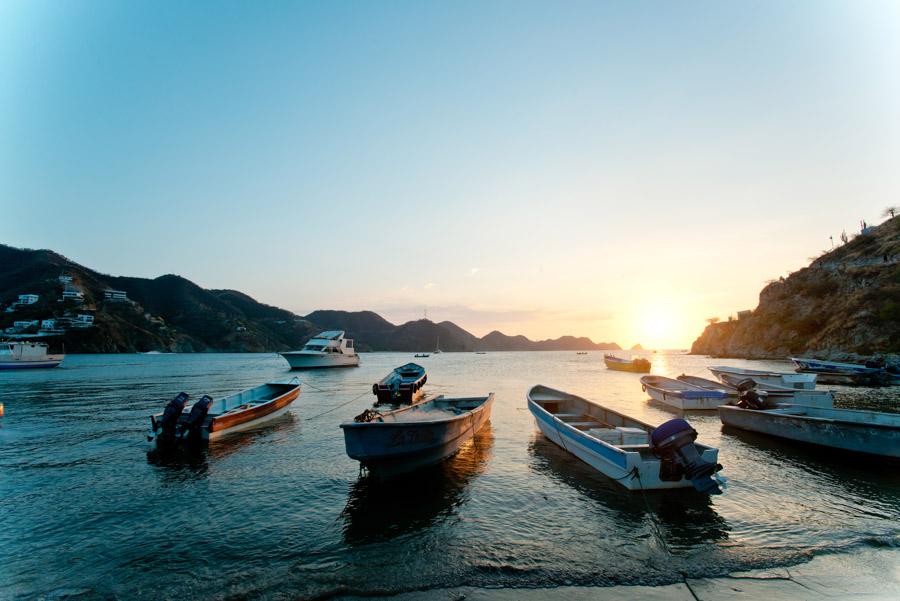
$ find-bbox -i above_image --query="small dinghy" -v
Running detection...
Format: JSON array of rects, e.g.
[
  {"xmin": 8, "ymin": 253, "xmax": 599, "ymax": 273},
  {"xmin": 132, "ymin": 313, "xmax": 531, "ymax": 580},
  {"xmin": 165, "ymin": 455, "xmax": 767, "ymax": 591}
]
[
  {"xmin": 709, "ymin": 365, "xmax": 817, "ymax": 390},
  {"xmin": 373, "ymin": 363, "xmax": 427, "ymax": 405},
  {"xmin": 148, "ymin": 381, "xmax": 301, "ymax": 447},
  {"xmin": 527, "ymin": 385, "xmax": 723, "ymax": 493},
  {"xmin": 641, "ymin": 375, "xmax": 731, "ymax": 410},
  {"xmin": 341, "ymin": 393, "xmax": 494, "ymax": 477},
  {"xmin": 719, "ymin": 404, "xmax": 900, "ymax": 459},
  {"xmin": 716, "ymin": 372, "xmax": 833, "ymax": 408},
  {"xmin": 604, "ymin": 354, "xmax": 651, "ymax": 373}
]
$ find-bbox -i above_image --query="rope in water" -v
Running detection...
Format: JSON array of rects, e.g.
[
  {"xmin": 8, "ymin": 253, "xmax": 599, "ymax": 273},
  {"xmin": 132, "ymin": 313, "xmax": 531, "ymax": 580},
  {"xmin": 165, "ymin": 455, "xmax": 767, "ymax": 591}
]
[{"xmin": 302, "ymin": 388, "xmax": 372, "ymax": 422}]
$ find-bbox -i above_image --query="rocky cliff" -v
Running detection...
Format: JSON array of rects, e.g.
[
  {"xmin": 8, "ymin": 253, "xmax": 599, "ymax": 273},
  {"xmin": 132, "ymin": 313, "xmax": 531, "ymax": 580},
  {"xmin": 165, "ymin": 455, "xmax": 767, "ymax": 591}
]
[{"xmin": 691, "ymin": 216, "xmax": 900, "ymax": 359}]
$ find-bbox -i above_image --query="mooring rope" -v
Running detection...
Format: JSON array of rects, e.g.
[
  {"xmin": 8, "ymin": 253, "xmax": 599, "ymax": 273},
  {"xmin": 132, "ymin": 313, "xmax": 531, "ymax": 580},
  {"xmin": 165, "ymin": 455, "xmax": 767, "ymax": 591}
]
[{"xmin": 302, "ymin": 389, "xmax": 372, "ymax": 422}]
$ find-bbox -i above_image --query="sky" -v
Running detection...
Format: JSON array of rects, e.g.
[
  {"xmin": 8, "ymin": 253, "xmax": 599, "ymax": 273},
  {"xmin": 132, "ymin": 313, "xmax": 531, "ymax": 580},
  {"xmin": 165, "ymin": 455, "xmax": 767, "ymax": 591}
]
[{"xmin": 2, "ymin": 1, "xmax": 899, "ymax": 348}]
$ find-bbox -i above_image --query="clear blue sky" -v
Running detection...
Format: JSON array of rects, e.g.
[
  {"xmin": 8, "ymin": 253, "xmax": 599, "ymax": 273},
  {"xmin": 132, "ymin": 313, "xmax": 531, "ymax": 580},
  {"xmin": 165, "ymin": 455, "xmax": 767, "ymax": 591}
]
[{"xmin": 2, "ymin": 1, "xmax": 898, "ymax": 346}]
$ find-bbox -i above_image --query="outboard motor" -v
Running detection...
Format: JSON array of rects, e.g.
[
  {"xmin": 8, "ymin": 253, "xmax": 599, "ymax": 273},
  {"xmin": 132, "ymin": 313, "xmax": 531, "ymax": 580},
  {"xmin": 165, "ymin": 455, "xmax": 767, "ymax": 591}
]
[
  {"xmin": 651, "ymin": 419, "xmax": 722, "ymax": 494},
  {"xmin": 183, "ymin": 395, "xmax": 214, "ymax": 443},
  {"xmin": 157, "ymin": 392, "xmax": 190, "ymax": 440},
  {"xmin": 735, "ymin": 378, "xmax": 768, "ymax": 410}
]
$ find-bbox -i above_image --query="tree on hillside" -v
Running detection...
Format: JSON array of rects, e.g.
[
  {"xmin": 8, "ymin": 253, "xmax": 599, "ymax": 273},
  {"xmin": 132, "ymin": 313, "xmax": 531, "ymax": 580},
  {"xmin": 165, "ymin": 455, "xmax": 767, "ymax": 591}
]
[
  {"xmin": 884, "ymin": 206, "xmax": 898, "ymax": 219},
  {"xmin": 705, "ymin": 317, "xmax": 720, "ymax": 325}
]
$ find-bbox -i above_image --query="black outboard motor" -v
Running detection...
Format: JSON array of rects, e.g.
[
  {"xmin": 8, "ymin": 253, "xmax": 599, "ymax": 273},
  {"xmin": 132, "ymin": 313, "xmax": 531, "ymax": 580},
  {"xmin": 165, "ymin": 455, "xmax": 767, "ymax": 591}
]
[
  {"xmin": 734, "ymin": 378, "xmax": 768, "ymax": 410},
  {"xmin": 183, "ymin": 395, "xmax": 214, "ymax": 443},
  {"xmin": 651, "ymin": 419, "xmax": 722, "ymax": 494},
  {"xmin": 157, "ymin": 392, "xmax": 190, "ymax": 441}
]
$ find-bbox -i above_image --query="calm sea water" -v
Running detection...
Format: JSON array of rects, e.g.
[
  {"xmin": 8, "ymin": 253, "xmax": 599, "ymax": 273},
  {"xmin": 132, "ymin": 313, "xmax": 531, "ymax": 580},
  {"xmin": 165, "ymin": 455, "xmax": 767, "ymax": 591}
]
[{"xmin": 1, "ymin": 352, "xmax": 898, "ymax": 599}]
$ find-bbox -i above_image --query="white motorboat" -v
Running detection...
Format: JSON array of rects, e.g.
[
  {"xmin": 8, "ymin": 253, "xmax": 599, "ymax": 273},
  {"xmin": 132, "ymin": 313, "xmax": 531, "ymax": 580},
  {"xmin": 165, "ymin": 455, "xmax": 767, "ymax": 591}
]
[
  {"xmin": 640, "ymin": 375, "xmax": 731, "ymax": 410},
  {"xmin": 280, "ymin": 331, "xmax": 359, "ymax": 369},
  {"xmin": 709, "ymin": 365, "xmax": 816, "ymax": 390},
  {"xmin": 0, "ymin": 341, "xmax": 64, "ymax": 369},
  {"xmin": 719, "ymin": 404, "xmax": 900, "ymax": 459},
  {"xmin": 527, "ymin": 385, "xmax": 723, "ymax": 493},
  {"xmin": 341, "ymin": 393, "xmax": 494, "ymax": 477}
]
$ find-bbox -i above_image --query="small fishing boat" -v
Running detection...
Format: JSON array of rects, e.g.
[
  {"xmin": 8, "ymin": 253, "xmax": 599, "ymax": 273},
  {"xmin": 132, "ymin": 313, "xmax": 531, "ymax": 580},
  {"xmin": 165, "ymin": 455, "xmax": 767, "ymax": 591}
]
[
  {"xmin": 604, "ymin": 354, "xmax": 651, "ymax": 373},
  {"xmin": 341, "ymin": 393, "xmax": 494, "ymax": 477},
  {"xmin": 0, "ymin": 341, "xmax": 64, "ymax": 369},
  {"xmin": 790, "ymin": 357, "xmax": 885, "ymax": 374},
  {"xmin": 677, "ymin": 375, "xmax": 739, "ymax": 396},
  {"xmin": 280, "ymin": 331, "xmax": 359, "ymax": 369},
  {"xmin": 719, "ymin": 404, "xmax": 900, "ymax": 459},
  {"xmin": 709, "ymin": 365, "xmax": 816, "ymax": 390},
  {"xmin": 527, "ymin": 385, "xmax": 723, "ymax": 493},
  {"xmin": 790, "ymin": 357, "xmax": 890, "ymax": 386},
  {"xmin": 641, "ymin": 375, "xmax": 732, "ymax": 410},
  {"xmin": 715, "ymin": 372, "xmax": 833, "ymax": 408},
  {"xmin": 414, "ymin": 353, "xmax": 430, "ymax": 358},
  {"xmin": 373, "ymin": 363, "xmax": 427, "ymax": 406},
  {"xmin": 148, "ymin": 381, "xmax": 301, "ymax": 447}
]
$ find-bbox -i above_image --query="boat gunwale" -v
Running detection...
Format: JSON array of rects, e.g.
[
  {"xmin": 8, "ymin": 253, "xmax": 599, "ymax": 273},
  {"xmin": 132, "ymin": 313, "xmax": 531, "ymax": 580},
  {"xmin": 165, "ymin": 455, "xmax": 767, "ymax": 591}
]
[
  {"xmin": 718, "ymin": 404, "xmax": 900, "ymax": 431},
  {"xmin": 341, "ymin": 394, "xmax": 494, "ymax": 429}
]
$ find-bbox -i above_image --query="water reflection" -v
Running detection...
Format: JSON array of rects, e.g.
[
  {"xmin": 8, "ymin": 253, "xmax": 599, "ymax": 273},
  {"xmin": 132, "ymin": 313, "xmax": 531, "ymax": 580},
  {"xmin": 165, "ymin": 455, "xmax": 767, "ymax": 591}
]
[
  {"xmin": 528, "ymin": 435, "xmax": 729, "ymax": 549},
  {"xmin": 146, "ymin": 413, "xmax": 298, "ymax": 479},
  {"xmin": 342, "ymin": 424, "xmax": 495, "ymax": 545}
]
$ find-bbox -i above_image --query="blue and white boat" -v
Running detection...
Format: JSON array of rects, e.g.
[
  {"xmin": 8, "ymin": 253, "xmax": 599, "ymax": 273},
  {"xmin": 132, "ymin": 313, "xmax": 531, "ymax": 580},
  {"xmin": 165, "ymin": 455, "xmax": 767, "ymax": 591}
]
[
  {"xmin": 527, "ymin": 385, "xmax": 723, "ymax": 493},
  {"xmin": 681, "ymin": 373, "xmax": 833, "ymax": 408},
  {"xmin": 341, "ymin": 393, "xmax": 494, "ymax": 477},
  {"xmin": 719, "ymin": 404, "xmax": 900, "ymax": 459},
  {"xmin": 790, "ymin": 357, "xmax": 890, "ymax": 385},
  {"xmin": 0, "ymin": 341, "xmax": 64, "ymax": 369},
  {"xmin": 641, "ymin": 375, "xmax": 732, "ymax": 410},
  {"xmin": 372, "ymin": 363, "xmax": 427, "ymax": 405},
  {"xmin": 709, "ymin": 365, "xmax": 817, "ymax": 390}
]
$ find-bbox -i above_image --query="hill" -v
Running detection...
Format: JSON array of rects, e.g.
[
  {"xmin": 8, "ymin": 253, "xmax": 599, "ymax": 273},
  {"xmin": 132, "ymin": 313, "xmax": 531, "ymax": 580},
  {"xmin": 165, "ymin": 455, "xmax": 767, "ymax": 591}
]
[
  {"xmin": 0, "ymin": 244, "xmax": 619, "ymax": 352},
  {"xmin": 691, "ymin": 216, "xmax": 900, "ymax": 360}
]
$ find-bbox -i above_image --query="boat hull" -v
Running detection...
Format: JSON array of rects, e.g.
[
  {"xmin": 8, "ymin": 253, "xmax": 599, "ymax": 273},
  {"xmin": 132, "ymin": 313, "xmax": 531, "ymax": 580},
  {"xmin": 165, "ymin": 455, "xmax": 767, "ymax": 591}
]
[
  {"xmin": 342, "ymin": 395, "xmax": 493, "ymax": 477},
  {"xmin": 719, "ymin": 405, "xmax": 900, "ymax": 458},
  {"xmin": 0, "ymin": 359, "xmax": 63, "ymax": 369},
  {"xmin": 644, "ymin": 385, "xmax": 730, "ymax": 410},
  {"xmin": 710, "ymin": 366, "xmax": 817, "ymax": 390},
  {"xmin": 604, "ymin": 356, "xmax": 650, "ymax": 373},
  {"xmin": 280, "ymin": 352, "xmax": 359, "ymax": 369}
]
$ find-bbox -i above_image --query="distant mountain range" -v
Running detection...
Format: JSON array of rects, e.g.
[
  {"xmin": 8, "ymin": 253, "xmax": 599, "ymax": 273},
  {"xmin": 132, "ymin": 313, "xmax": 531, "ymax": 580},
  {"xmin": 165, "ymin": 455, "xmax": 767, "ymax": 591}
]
[{"xmin": 0, "ymin": 244, "xmax": 620, "ymax": 353}]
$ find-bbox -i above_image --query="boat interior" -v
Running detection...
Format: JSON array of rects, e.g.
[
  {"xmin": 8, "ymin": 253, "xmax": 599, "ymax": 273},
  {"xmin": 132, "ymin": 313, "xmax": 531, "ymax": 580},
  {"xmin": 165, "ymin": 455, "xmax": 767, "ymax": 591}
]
[
  {"xmin": 529, "ymin": 387, "xmax": 657, "ymax": 453},
  {"xmin": 378, "ymin": 395, "xmax": 490, "ymax": 423}
]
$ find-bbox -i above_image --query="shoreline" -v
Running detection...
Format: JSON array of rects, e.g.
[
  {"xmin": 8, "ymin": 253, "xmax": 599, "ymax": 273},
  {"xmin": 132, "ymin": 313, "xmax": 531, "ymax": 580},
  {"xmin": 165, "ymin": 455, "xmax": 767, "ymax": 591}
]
[{"xmin": 334, "ymin": 546, "xmax": 900, "ymax": 600}]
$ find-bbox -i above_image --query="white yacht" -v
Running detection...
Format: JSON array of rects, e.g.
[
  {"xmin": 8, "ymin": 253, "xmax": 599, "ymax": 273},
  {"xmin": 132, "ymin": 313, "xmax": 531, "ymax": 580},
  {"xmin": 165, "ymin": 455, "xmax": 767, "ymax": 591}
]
[
  {"xmin": 280, "ymin": 331, "xmax": 360, "ymax": 369},
  {"xmin": 0, "ymin": 341, "xmax": 65, "ymax": 369}
]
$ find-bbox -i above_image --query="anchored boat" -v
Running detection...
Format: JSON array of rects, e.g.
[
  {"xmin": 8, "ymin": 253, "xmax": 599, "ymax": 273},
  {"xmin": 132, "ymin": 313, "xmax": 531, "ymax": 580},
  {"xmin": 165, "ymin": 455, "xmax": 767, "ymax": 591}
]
[
  {"xmin": 640, "ymin": 375, "xmax": 732, "ymax": 410},
  {"xmin": 713, "ymin": 372, "xmax": 833, "ymax": 407},
  {"xmin": 603, "ymin": 354, "xmax": 651, "ymax": 373},
  {"xmin": 373, "ymin": 363, "xmax": 426, "ymax": 406},
  {"xmin": 719, "ymin": 404, "xmax": 900, "ymax": 459},
  {"xmin": 341, "ymin": 393, "xmax": 494, "ymax": 477},
  {"xmin": 280, "ymin": 331, "xmax": 359, "ymax": 369},
  {"xmin": 0, "ymin": 341, "xmax": 64, "ymax": 369},
  {"xmin": 148, "ymin": 381, "xmax": 301, "ymax": 447},
  {"xmin": 709, "ymin": 365, "xmax": 816, "ymax": 390},
  {"xmin": 527, "ymin": 385, "xmax": 723, "ymax": 493}
]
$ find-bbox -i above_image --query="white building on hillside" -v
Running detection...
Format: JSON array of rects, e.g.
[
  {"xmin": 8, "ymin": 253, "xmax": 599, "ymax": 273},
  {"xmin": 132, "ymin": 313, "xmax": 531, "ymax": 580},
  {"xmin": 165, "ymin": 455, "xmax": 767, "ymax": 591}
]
[
  {"xmin": 16, "ymin": 294, "xmax": 39, "ymax": 305},
  {"xmin": 58, "ymin": 275, "xmax": 73, "ymax": 283},
  {"xmin": 61, "ymin": 289, "xmax": 84, "ymax": 302},
  {"xmin": 104, "ymin": 289, "xmax": 128, "ymax": 301}
]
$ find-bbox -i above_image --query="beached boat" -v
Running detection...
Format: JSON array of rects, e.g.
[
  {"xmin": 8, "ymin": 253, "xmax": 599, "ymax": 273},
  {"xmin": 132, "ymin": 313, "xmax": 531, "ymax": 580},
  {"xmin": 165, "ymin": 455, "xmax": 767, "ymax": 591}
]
[
  {"xmin": 677, "ymin": 375, "xmax": 739, "ymax": 395},
  {"xmin": 719, "ymin": 404, "xmax": 900, "ymax": 459},
  {"xmin": 527, "ymin": 385, "xmax": 722, "ymax": 493},
  {"xmin": 148, "ymin": 381, "xmax": 301, "ymax": 447},
  {"xmin": 715, "ymin": 372, "xmax": 833, "ymax": 408},
  {"xmin": 341, "ymin": 393, "xmax": 494, "ymax": 477},
  {"xmin": 790, "ymin": 357, "xmax": 890, "ymax": 385},
  {"xmin": 280, "ymin": 331, "xmax": 359, "ymax": 369},
  {"xmin": 641, "ymin": 375, "xmax": 732, "ymax": 410},
  {"xmin": 790, "ymin": 357, "xmax": 884, "ymax": 374},
  {"xmin": 604, "ymin": 354, "xmax": 651, "ymax": 373},
  {"xmin": 0, "ymin": 341, "xmax": 64, "ymax": 369},
  {"xmin": 373, "ymin": 363, "xmax": 427, "ymax": 406},
  {"xmin": 709, "ymin": 365, "xmax": 816, "ymax": 390}
]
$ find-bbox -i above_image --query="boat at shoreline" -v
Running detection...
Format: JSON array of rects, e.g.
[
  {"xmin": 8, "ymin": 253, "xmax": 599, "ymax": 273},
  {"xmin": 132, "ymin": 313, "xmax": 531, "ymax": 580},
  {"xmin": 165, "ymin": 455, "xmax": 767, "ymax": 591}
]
[
  {"xmin": 790, "ymin": 357, "xmax": 891, "ymax": 386},
  {"xmin": 640, "ymin": 375, "xmax": 731, "ymax": 410},
  {"xmin": 709, "ymin": 365, "xmax": 816, "ymax": 390},
  {"xmin": 0, "ymin": 341, "xmax": 64, "ymax": 369},
  {"xmin": 280, "ymin": 331, "xmax": 359, "ymax": 369},
  {"xmin": 373, "ymin": 363, "xmax": 427, "ymax": 406},
  {"xmin": 603, "ymin": 354, "xmax": 651, "ymax": 373},
  {"xmin": 341, "ymin": 393, "xmax": 494, "ymax": 477},
  {"xmin": 148, "ymin": 381, "xmax": 301, "ymax": 447},
  {"xmin": 527, "ymin": 385, "xmax": 723, "ymax": 493},
  {"xmin": 681, "ymin": 373, "xmax": 833, "ymax": 408},
  {"xmin": 719, "ymin": 404, "xmax": 900, "ymax": 459}
]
